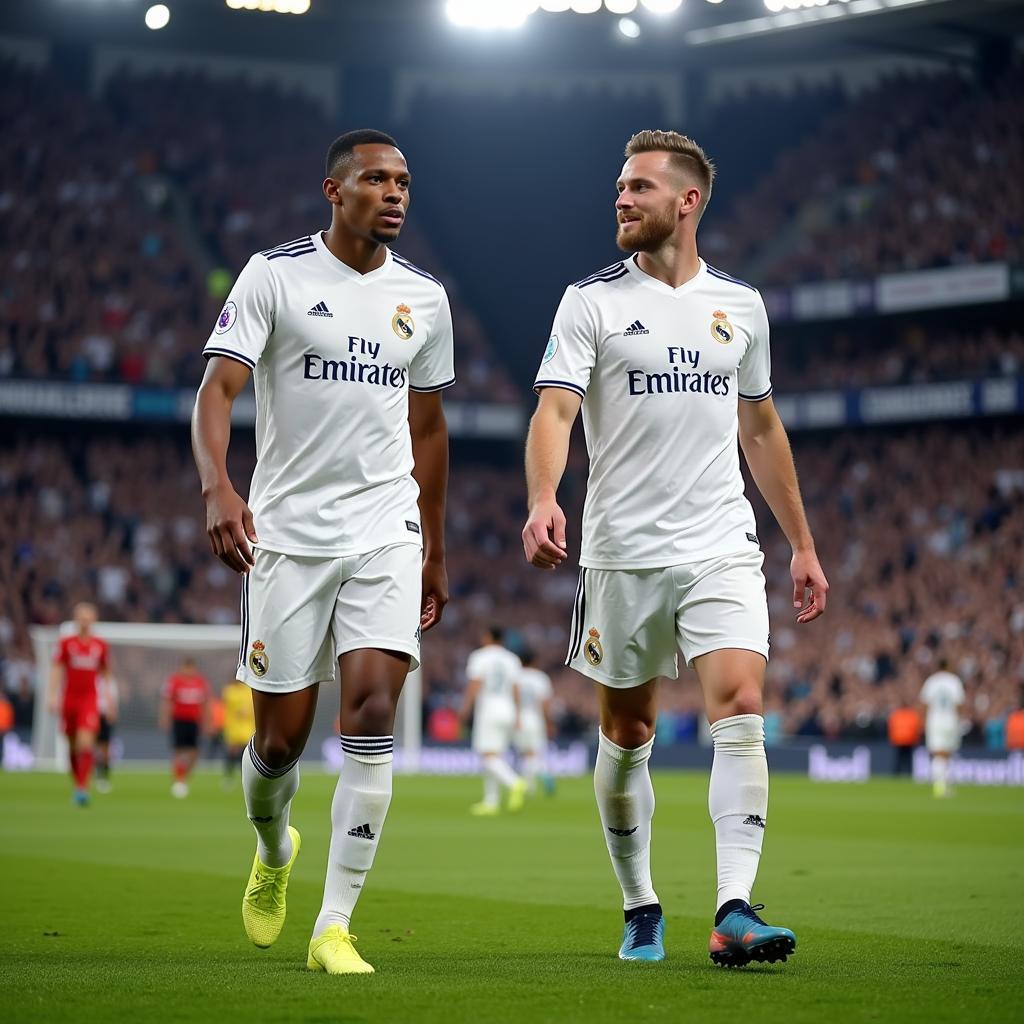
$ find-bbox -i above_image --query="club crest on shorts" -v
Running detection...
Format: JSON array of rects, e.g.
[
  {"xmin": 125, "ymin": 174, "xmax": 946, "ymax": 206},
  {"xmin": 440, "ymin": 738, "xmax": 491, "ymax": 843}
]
[
  {"xmin": 392, "ymin": 303, "xmax": 415, "ymax": 340},
  {"xmin": 584, "ymin": 627, "xmax": 604, "ymax": 667},
  {"xmin": 248, "ymin": 639, "xmax": 269, "ymax": 678},
  {"xmin": 710, "ymin": 309, "xmax": 733, "ymax": 344}
]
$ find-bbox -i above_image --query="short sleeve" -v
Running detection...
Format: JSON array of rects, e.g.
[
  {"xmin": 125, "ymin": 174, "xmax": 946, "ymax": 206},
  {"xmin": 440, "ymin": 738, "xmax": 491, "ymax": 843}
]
[
  {"xmin": 533, "ymin": 286, "xmax": 599, "ymax": 400},
  {"xmin": 738, "ymin": 291, "xmax": 772, "ymax": 402},
  {"xmin": 203, "ymin": 254, "xmax": 276, "ymax": 371},
  {"xmin": 466, "ymin": 650, "xmax": 482, "ymax": 682},
  {"xmin": 409, "ymin": 290, "xmax": 456, "ymax": 393}
]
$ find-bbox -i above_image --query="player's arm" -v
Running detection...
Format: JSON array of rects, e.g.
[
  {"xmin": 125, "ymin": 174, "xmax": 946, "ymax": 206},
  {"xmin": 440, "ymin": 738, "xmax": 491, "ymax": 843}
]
[
  {"xmin": 46, "ymin": 657, "xmax": 64, "ymax": 717},
  {"xmin": 408, "ymin": 390, "xmax": 449, "ymax": 632},
  {"xmin": 158, "ymin": 683, "xmax": 171, "ymax": 732},
  {"xmin": 542, "ymin": 697, "xmax": 555, "ymax": 739},
  {"xmin": 459, "ymin": 678, "xmax": 482, "ymax": 723},
  {"xmin": 523, "ymin": 387, "xmax": 581, "ymax": 569},
  {"xmin": 737, "ymin": 397, "xmax": 828, "ymax": 624},
  {"xmin": 192, "ymin": 356, "xmax": 258, "ymax": 574}
]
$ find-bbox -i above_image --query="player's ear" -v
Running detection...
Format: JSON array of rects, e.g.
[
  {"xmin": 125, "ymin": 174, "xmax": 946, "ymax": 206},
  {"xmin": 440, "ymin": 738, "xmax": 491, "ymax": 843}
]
[{"xmin": 323, "ymin": 177, "xmax": 342, "ymax": 205}]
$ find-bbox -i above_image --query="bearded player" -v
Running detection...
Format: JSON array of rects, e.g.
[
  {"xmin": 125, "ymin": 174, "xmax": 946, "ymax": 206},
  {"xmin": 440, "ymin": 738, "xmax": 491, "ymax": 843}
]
[
  {"xmin": 523, "ymin": 130, "xmax": 828, "ymax": 966},
  {"xmin": 193, "ymin": 129, "xmax": 452, "ymax": 975},
  {"xmin": 47, "ymin": 602, "xmax": 110, "ymax": 807}
]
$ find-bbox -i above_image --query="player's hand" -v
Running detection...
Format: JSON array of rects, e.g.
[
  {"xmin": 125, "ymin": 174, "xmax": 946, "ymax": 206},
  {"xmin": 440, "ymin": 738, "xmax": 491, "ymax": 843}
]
[
  {"xmin": 420, "ymin": 557, "xmax": 448, "ymax": 632},
  {"xmin": 204, "ymin": 482, "xmax": 258, "ymax": 574},
  {"xmin": 523, "ymin": 497, "xmax": 568, "ymax": 570},
  {"xmin": 791, "ymin": 548, "xmax": 829, "ymax": 624}
]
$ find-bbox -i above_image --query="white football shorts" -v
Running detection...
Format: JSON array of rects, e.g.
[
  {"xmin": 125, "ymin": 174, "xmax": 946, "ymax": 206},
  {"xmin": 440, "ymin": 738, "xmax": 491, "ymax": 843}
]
[
  {"xmin": 237, "ymin": 543, "xmax": 422, "ymax": 693},
  {"xmin": 926, "ymin": 717, "xmax": 961, "ymax": 754},
  {"xmin": 565, "ymin": 548, "xmax": 769, "ymax": 688},
  {"xmin": 472, "ymin": 698, "xmax": 516, "ymax": 755}
]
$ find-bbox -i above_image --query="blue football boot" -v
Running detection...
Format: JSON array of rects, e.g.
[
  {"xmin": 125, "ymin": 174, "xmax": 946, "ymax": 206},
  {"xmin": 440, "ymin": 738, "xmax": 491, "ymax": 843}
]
[
  {"xmin": 618, "ymin": 904, "xmax": 665, "ymax": 962},
  {"xmin": 709, "ymin": 901, "xmax": 795, "ymax": 967}
]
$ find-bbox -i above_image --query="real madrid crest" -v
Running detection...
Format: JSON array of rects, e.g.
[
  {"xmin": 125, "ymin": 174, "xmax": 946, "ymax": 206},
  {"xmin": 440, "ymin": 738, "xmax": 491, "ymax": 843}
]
[
  {"xmin": 710, "ymin": 309, "xmax": 734, "ymax": 344},
  {"xmin": 584, "ymin": 627, "xmax": 604, "ymax": 667},
  {"xmin": 249, "ymin": 639, "xmax": 269, "ymax": 678},
  {"xmin": 392, "ymin": 303, "xmax": 415, "ymax": 340}
]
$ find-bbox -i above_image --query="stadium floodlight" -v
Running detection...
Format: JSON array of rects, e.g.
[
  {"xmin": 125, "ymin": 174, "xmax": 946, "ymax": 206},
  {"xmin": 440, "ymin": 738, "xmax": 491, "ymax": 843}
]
[
  {"xmin": 605, "ymin": 0, "xmax": 638, "ymax": 12},
  {"xmin": 225, "ymin": 0, "xmax": 311, "ymax": 9},
  {"xmin": 763, "ymin": 0, "xmax": 784, "ymax": 9},
  {"xmin": 539, "ymin": 0, "xmax": 572, "ymax": 11},
  {"xmin": 446, "ymin": 0, "xmax": 538, "ymax": 28},
  {"xmin": 618, "ymin": 15, "xmax": 641, "ymax": 35},
  {"xmin": 640, "ymin": 0, "xmax": 683, "ymax": 12},
  {"xmin": 570, "ymin": 0, "xmax": 602, "ymax": 12},
  {"xmin": 144, "ymin": 4, "xmax": 170, "ymax": 29}
]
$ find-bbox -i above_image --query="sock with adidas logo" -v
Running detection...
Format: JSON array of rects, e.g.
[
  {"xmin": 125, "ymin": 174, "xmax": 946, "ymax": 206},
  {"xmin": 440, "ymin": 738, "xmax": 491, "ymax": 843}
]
[{"xmin": 312, "ymin": 735, "xmax": 393, "ymax": 936}]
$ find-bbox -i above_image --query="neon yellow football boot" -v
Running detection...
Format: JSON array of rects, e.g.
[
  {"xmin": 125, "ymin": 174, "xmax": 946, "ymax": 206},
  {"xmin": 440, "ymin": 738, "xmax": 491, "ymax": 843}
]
[
  {"xmin": 241, "ymin": 825, "xmax": 301, "ymax": 948},
  {"xmin": 307, "ymin": 925, "xmax": 375, "ymax": 975}
]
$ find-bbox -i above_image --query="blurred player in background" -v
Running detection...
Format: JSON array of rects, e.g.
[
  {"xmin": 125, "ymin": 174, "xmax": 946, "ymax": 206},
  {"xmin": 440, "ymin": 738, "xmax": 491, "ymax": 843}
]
[
  {"xmin": 222, "ymin": 678, "xmax": 256, "ymax": 788},
  {"xmin": 920, "ymin": 658, "xmax": 965, "ymax": 798},
  {"xmin": 159, "ymin": 657, "xmax": 210, "ymax": 798},
  {"xmin": 47, "ymin": 602, "xmax": 110, "ymax": 807},
  {"xmin": 460, "ymin": 626, "xmax": 527, "ymax": 816},
  {"xmin": 513, "ymin": 650, "xmax": 554, "ymax": 795},
  {"xmin": 523, "ymin": 130, "xmax": 829, "ymax": 967},
  {"xmin": 95, "ymin": 673, "xmax": 119, "ymax": 793},
  {"xmin": 192, "ymin": 129, "xmax": 452, "ymax": 975}
]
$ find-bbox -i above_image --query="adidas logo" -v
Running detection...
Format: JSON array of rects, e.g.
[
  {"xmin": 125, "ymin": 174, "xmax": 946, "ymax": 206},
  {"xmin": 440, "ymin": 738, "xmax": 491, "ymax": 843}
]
[
  {"xmin": 743, "ymin": 814, "xmax": 766, "ymax": 829},
  {"xmin": 347, "ymin": 822, "xmax": 376, "ymax": 840},
  {"xmin": 608, "ymin": 825, "xmax": 639, "ymax": 836},
  {"xmin": 623, "ymin": 319, "xmax": 649, "ymax": 336},
  {"xmin": 307, "ymin": 301, "xmax": 333, "ymax": 318}
]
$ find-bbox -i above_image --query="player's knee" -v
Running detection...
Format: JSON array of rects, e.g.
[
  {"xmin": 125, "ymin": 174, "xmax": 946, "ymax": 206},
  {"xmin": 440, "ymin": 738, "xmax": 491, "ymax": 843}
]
[
  {"xmin": 348, "ymin": 687, "xmax": 397, "ymax": 736},
  {"xmin": 604, "ymin": 718, "xmax": 655, "ymax": 750},
  {"xmin": 253, "ymin": 733, "xmax": 301, "ymax": 769},
  {"xmin": 719, "ymin": 681, "xmax": 764, "ymax": 719}
]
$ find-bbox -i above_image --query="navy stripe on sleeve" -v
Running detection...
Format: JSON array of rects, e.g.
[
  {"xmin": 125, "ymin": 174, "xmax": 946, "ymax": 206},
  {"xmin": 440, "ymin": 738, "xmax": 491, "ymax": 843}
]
[
  {"xmin": 739, "ymin": 385, "xmax": 773, "ymax": 402},
  {"xmin": 705, "ymin": 264, "xmax": 756, "ymax": 292},
  {"xmin": 409, "ymin": 376, "xmax": 456, "ymax": 393},
  {"xmin": 203, "ymin": 347, "xmax": 256, "ymax": 370},
  {"xmin": 534, "ymin": 379, "xmax": 586, "ymax": 399}
]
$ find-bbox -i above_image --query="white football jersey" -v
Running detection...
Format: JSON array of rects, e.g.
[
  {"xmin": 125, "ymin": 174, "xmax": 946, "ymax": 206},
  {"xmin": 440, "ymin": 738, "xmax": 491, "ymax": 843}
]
[
  {"xmin": 920, "ymin": 671, "xmax": 965, "ymax": 724},
  {"xmin": 534, "ymin": 256, "xmax": 772, "ymax": 569},
  {"xmin": 517, "ymin": 667, "xmax": 553, "ymax": 716},
  {"xmin": 203, "ymin": 232, "xmax": 455, "ymax": 557},
  {"xmin": 466, "ymin": 644, "xmax": 522, "ymax": 711}
]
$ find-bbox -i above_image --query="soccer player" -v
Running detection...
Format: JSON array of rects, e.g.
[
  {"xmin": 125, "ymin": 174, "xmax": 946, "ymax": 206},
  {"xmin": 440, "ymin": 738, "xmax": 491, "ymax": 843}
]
[
  {"xmin": 460, "ymin": 626, "xmax": 527, "ymax": 816},
  {"xmin": 522, "ymin": 130, "xmax": 829, "ymax": 967},
  {"xmin": 222, "ymin": 678, "xmax": 256, "ymax": 787},
  {"xmin": 47, "ymin": 602, "xmax": 110, "ymax": 807},
  {"xmin": 191, "ymin": 129, "xmax": 452, "ymax": 975},
  {"xmin": 920, "ymin": 658, "xmax": 965, "ymax": 798},
  {"xmin": 513, "ymin": 650, "xmax": 554, "ymax": 794},
  {"xmin": 159, "ymin": 657, "xmax": 211, "ymax": 798},
  {"xmin": 95, "ymin": 673, "xmax": 119, "ymax": 793}
]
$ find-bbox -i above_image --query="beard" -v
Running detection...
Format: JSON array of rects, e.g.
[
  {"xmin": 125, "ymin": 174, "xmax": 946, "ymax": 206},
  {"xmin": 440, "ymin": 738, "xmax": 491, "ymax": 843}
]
[{"xmin": 615, "ymin": 204, "xmax": 676, "ymax": 253}]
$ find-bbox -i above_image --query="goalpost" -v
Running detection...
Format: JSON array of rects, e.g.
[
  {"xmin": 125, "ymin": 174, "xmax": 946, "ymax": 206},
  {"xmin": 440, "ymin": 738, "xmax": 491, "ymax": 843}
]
[{"xmin": 29, "ymin": 622, "xmax": 423, "ymax": 772}]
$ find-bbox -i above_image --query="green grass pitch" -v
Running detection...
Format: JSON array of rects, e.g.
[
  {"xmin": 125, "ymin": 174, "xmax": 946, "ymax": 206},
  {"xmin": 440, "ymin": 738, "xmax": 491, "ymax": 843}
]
[{"xmin": 3, "ymin": 767, "xmax": 1023, "ymax": 1023}]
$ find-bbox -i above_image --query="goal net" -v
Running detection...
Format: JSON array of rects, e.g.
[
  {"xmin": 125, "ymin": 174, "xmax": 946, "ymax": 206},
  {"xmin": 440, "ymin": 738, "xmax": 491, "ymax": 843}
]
[{"xmin": 29, "ymin": 622, "xmax": 422, "ymax": 771}]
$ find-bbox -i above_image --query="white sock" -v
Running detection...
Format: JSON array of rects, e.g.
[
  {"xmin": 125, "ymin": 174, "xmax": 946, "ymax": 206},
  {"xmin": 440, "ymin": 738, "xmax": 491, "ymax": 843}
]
[
  {"xmin": 242, "ymin": 740, "xmax": 299, "ymax": 868},
  {"xmin": 484, "ymin": 754, "xmax": 520, "ymax": 790},
  {"xmin": 313, "ymin": 735, "xmax": 393, "ymax": 936},
  {"xmin": 482, "ymin": 773, "xmax": 500, "ymax": 807},
  {"xmin": 709, "ymin": 714, "xmax": 768, "ymax": 911},
  {"xmin": 594, "ymin": 731, "xmax": 658, "ymax": 911},
  {"xmin": 932, "ymin": 756, "xmax": 949, "ymax": 793}
]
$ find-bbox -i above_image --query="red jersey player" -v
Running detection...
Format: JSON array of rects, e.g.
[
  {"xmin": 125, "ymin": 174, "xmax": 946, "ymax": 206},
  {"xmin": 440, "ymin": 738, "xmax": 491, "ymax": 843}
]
[
  {"xmin": 159, "ymin": 657, "xmax": 210, "ymax": 798},
  {"xmin": 47, "ymin": 602, "xmax": 110, "ymax": 806}
]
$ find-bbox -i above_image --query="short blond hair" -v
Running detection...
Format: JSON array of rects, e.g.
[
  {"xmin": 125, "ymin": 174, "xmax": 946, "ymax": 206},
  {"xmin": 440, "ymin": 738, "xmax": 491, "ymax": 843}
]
[{"xmin": 624, "ymin": 130, "xmax": 716, "ymax": 215}]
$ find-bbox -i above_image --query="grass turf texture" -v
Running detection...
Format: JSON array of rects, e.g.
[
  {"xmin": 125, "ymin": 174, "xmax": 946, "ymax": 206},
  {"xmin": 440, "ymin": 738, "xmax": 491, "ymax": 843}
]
[{"xmin": 3, "ymin": 770, "xmax": 1023, "ymax": 1024}]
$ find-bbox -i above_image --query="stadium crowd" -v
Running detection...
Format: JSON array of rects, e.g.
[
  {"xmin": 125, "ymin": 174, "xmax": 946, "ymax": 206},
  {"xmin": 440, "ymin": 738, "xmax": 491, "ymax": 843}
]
[{"xmin": 2, "ymin": 421, "xmax": 1021, "ymax": 748}]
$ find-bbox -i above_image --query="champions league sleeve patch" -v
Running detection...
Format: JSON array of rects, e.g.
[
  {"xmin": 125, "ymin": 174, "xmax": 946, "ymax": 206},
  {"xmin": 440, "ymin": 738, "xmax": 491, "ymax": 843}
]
[
  {"xmin": 214, "ymin": 301, "xmax": 238, "ymax": 335},
  {"xmin": 542, "ymin": 335, "xmax": 559, "ymax": 363}
]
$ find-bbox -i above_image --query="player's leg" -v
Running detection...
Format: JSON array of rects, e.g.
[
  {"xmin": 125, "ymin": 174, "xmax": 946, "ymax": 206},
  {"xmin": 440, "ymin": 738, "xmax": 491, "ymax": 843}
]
[
  {"xmin": 95, "ymin": 716, "xmax": 112, "ymax": 793},
  {"xmin": 308, "ymin": 646, "xmax": 407, "ymax": 975},
  {"xmin": 308, "ymin": 544, "xmax": 422, "ymax": 974},
  {"xmin": 71, "ymin": 703, "xmax": 99, "ymax": 802},
  {"xmin": 930, "ymin": 750, "xmax": 951, "ymax": 797},
  {"xmin": 566, "ymin": 566, "xmax": 675, "ymax": 961},
  {"xmin": 472, "ymin": 710, "xmax": 524, "ymax": 813}
]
